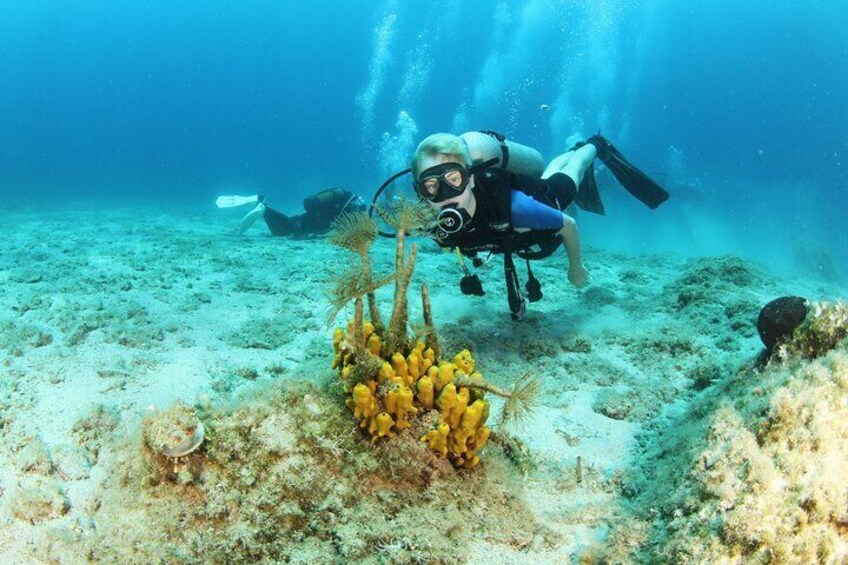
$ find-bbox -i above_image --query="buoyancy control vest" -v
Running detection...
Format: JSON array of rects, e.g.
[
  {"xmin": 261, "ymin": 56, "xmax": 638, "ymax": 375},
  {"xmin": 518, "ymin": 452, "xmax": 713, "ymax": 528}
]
[
  {"xmin": 431, "ymin": 168, "xmax": 566, "ymax": 321},
  {"xmin": 433, "ymin": 168, "xmax": 563, "ymax": 260},
  {"xmin": 302, "ymin": 188, "xmax": 364, "ymax": 232}
]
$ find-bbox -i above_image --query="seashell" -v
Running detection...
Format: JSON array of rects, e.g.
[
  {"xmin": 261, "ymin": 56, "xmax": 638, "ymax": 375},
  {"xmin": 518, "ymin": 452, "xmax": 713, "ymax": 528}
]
[{"xmin": 160, "ymin": 421, "xmax": 205, "ymax": 458}]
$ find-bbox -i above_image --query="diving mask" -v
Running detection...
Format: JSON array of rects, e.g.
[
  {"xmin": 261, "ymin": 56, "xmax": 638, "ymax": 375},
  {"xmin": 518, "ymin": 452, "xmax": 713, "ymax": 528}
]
[
  {"xmin": 414, "ymin": 162, "xmax": 471, "ymax": 203},
  {"xmin": 414, "ymin": 157, "xmax": 501, "ymax": 203}
]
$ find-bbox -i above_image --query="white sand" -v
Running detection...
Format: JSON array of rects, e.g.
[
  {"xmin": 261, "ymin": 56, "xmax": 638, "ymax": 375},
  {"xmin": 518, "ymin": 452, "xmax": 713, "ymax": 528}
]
[{"xmin": 0, "ymin": 202, "xmax": 844, "ymax": 563}]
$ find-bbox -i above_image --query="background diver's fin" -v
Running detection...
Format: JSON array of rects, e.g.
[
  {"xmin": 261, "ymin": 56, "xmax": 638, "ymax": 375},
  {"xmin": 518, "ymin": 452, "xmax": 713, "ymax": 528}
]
[
  {"xmin": 594, "ymin": 137, "xmax": 670, "ymax": 209},
  {"xmin": 237, "ymin": 202, "xmax": 266, "ymax": 235},
  {"xmin": 573, "ymin": 162, "xmax": 606, "ymax": 215},
  {"xmin": 216, "ymin": 194, "xmax": 260, "ymax": 208}
]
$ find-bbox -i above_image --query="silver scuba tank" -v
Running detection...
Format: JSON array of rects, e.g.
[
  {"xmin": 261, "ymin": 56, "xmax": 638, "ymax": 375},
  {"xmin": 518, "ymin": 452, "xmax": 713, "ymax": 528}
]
[{"xmin": 460, "ymin": 131, "xmax": 545, "ymax": 178}]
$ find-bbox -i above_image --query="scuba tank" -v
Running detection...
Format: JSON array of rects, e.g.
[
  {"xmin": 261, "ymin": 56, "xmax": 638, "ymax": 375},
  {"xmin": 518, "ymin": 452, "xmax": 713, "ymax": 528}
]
[
  {"xmin": 459, "ymin": 131, "xmax": 551, "ymax": 321},
  {"xmin": 303, "ymin": 187, "xmax": 350, "ymax": 213},
  {"xmin": 460, "ymin": 131, "xmax": 545, "ymax": 178},
  {"xmin": 302, "ymin": 188, "xmax": 364, "ymax": 233}
]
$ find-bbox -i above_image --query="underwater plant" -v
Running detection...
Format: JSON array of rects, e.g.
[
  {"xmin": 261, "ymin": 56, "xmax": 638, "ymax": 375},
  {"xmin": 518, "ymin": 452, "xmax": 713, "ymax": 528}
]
[
  {"xmin": 327, "ymin": 211, "xmax": 383, "ymax": 330},
  {"xmin": 375, "ymin": 199, "xmax": 433, "ymax": 355},
  {"xmin": 328, "ymin": 200, "xmax": 538, "ymax": 468},
  {"xmin": 453, "ymin": 371, "xmax": 541, "ymax": 429},
  {"xmin": 325, "ymin": 262, "xmax": 394, "ymax": 327}
]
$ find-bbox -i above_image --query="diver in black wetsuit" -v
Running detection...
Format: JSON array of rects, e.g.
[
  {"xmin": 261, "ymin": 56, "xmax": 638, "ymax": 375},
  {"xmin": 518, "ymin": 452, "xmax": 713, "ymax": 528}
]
[
  {"xmin": 218, "ymin": 188, "xmax": 366, "ymax": 236},
  {"xmin": 408, "ymin": 131, "xmax": 669, "ymax": 320}
]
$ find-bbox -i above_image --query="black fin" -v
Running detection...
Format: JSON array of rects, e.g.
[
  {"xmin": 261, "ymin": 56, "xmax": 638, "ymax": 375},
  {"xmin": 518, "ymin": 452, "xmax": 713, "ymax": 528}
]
[
  {"xmin": 593, "ymin": 135, "xmax": 670, "ymax": 209},
  {"xmin": 573, "ymin": 162, "xmax": 606, "ymax": 215},
  {"xmin": 525, "ymin": 260, "xmax": 543, "ymax": 302}
]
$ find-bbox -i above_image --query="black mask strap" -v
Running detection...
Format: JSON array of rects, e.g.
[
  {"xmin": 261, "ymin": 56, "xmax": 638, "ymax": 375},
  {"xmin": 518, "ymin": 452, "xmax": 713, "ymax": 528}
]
[{"xmin": 468, "ymin": 157, "xmax": 500, "ymax": 175}]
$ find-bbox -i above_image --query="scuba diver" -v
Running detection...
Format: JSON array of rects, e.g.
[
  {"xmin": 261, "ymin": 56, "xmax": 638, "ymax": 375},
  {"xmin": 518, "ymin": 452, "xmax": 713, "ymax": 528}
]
[
  {"xmin": 399, "ymin": 130, "xmax": 669, "ymax": 320},
  {"xmin": 216, "ymin": 188, "xmax": 365, "ymax": 236}
]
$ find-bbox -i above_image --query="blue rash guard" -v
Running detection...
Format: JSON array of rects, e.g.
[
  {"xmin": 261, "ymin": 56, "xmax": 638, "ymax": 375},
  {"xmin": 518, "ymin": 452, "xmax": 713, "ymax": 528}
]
[{"xmin": 510, "ymin": 190, "xmax": 564, "ymax": 230}]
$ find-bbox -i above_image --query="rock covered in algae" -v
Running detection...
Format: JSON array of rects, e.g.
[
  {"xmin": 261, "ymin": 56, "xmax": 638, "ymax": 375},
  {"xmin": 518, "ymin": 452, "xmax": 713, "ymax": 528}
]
[
  {"xmin": 75, "ymin": 383, "xmax": 536, "ymax": 564},
  {"xmin": 595, "ymin": 301, "xmax": 848, "ymax": 563},
  {"xmin": 774, "ymin": 299, "xmax": 848, "ymax": 360},
  {"xmin": 757, "ymin": 295, "xmax": 808, "ymax": 351},
  {"xmin": 8, "ymin": 479, "xmax": 70, "ymax": 523}
]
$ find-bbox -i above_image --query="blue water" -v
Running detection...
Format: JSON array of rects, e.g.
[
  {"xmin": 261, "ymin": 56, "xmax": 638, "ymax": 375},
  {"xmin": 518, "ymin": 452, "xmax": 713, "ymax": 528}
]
[{"xmin": 1, "ymin": 0, "xmax": 846, "ymax": 269}]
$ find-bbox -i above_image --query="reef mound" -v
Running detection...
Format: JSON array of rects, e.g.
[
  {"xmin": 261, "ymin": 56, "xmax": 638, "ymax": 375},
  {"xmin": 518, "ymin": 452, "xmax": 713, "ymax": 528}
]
[
  {"xmin": 594, "ymin": 301, "xmax": 848, "ymax": 563},
  {"xmin": 67, "ymin": 382, "xmax": 535, "ymax": 564}
]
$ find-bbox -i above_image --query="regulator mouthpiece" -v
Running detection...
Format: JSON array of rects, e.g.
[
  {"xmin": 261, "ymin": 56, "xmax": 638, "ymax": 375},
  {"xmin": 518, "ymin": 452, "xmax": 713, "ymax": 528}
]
[{"xmin": 436, "ymin": 207, "xmax": 465, "ymax": 239}]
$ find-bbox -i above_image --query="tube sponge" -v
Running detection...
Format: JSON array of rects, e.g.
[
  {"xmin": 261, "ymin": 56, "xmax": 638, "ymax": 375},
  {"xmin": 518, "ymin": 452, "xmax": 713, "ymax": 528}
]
[
  {"xmin": 370, "ymin": 412, "xmax": 394, "ymax": 439},
  {"xmin": 395, "ymin": 386, "xmax": 417, "ymax": 430},
  {"xmin": 367, "ymin": 333, "xmax": 382, "ymax": 356},
  {"xmin": 333, "ymin": 321, "xmax": 491, "ymax": 468},
  {"xmin": 436, "ymin": 383, "xmax": 458, "ymax": 418},
  {"xmin": 454, "ymin": 349, "xmax": 475, "ymax": 374},
  {"xmin": 421, "ymin": 423, "xmax": 450, "ymax": 457},
  {"xmin": 446, "ymin": 388, "xmax": 470, "ymax": 429},
  {"xmin": 416, "ymin": 375, "xmax": 434, "ymax": 409},
  {"xmin": 348, "ymin": 383, "xmax": 379, "ymax": 427},
  {"xmin": 453, "ymin": 400, "xmax": 487, "ymax": 451},
  {"xmin": 391, "ymin": 353, "xmax": 409, "ymax": 385},
  {"xmin": 435, "ymin": 363, "xmax": 456, "ymax": 391}
]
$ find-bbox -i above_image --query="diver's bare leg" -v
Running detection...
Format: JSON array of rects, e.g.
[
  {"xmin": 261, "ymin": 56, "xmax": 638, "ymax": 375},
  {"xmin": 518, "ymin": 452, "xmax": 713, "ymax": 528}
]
[
  {"xmin": 559, "ymin": 213, "xmax": 587, "ymax": 287},
  {"xmin": 542, "ymin": 151, "xmax": 573, "ymax": 178},
  {"xmin": 542, "ymin": 144, "xmax": 597, "ymax": 187}
]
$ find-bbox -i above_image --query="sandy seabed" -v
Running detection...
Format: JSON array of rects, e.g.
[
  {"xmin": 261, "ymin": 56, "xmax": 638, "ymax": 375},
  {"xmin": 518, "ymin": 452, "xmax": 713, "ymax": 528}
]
[{"xmin": 1, "ymin": 203, "xmax": 846, "ymax": 564}]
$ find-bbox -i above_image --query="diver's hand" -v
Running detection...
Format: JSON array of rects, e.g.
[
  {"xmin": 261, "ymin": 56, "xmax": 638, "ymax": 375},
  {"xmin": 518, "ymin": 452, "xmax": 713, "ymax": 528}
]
[{"xmin": 568, "ymin": 263, "xmax": 588, "ymax": 288}]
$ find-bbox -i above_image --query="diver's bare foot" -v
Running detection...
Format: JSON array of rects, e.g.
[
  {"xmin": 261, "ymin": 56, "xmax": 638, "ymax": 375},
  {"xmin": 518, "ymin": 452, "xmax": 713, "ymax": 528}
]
[{"xmin": 568, "ymin": 264, "xmax": 588, "ymax": 287}]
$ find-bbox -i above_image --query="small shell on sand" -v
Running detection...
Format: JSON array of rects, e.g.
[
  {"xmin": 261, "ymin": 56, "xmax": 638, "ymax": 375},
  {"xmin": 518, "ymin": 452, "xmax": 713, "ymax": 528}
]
[
  {"xmin": 143, "ymin": 402, "xmax": 206, "ymax": 458},
  {"xmin": 160, "ymin": 421, "xmax": 205, "ymax": 458}
]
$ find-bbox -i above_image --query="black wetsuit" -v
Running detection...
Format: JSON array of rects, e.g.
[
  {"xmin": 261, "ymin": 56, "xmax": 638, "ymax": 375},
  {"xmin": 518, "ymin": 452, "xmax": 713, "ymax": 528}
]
[
  {"xmin": 431, "ymin": 168, "xmax": 578, "ymax": 320},
  {"xmin": 435, "ymin": 169, "xmax": 576, "ymax": 259},
  {"xmin": 263, "ymin": 188, "xmax": 364, "ymax": 236}
]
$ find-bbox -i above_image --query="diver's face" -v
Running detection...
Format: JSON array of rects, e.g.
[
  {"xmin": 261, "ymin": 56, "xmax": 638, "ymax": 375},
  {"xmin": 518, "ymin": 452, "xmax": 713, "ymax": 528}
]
[{"xmin": 417, "ymin": 154, "xmax": 475, "ymax": 210}]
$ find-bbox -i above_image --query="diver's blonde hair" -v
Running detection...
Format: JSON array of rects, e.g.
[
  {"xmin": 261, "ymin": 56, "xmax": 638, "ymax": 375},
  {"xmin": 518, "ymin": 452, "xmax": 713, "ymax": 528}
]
[{"xmin": 411, "ymin": 133, "xmax": 473, "ymax": 180}]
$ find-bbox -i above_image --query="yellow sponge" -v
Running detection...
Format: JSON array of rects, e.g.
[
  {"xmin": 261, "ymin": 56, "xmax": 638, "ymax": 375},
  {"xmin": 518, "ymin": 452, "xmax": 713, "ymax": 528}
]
[
  {"xmin": 436, "ymin": 383, "xmax": 458, "ymax": 419},
  {"xmin": 394, "ymin": 386, "xmax": 417, "ymax": 430},
  {"xmin": 367, "ymin": 333, "xmax": 382, "ymax": 356},
  {"xmin": 452, "ymin": 399, "xmax": 487, "ymax": 452},
  {"xmin": 416, "ymin": 375, "xmax": 434, "ymax": 409},
  {"xmin": 335, "ymin": 323, "xmax": 492, "ymax": 467},
  {"xmin": 446, "ymin": 387, "xmax": 470, "ymax": 429},
  {"xmin": 454, "ymin": 349, "xmax": 474, "ymax": 374},
  {"xmin": 349, "ymin": 383, "xmax": 378, "ymax": 427},
  {"xmin": 435, "ymin": 362, "xmax": 456, "ymax": 391},
  {"xmin": 370, "ymin": 412, "xmax": 394, "ymax": 439},
  {"xmin": 421, "ymin": 423, "xmax": 450, "ymax": 457}
]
